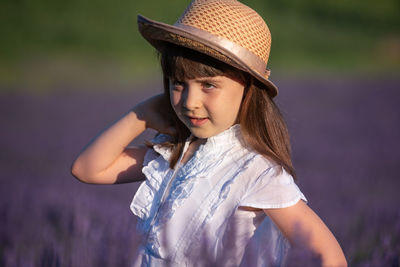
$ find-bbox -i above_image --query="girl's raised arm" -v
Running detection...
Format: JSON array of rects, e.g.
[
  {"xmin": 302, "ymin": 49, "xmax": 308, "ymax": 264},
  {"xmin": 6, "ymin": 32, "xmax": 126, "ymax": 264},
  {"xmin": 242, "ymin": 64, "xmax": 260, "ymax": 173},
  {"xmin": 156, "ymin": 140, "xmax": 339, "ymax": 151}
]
[
  {"xmin": 71, "ymin": 94, "xmax": 174, "ymax": 184},
  {"xmin": 264, "ymin": 201, "xmax": 347, "ymax": 267}
]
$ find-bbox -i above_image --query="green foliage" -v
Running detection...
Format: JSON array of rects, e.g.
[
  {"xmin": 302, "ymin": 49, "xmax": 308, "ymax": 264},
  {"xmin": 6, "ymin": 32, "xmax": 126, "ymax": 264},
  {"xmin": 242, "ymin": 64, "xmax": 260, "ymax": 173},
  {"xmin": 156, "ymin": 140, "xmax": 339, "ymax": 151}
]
[{"xmin": 0, "ymin": 0, "xmax": 399, "ymax": 88}]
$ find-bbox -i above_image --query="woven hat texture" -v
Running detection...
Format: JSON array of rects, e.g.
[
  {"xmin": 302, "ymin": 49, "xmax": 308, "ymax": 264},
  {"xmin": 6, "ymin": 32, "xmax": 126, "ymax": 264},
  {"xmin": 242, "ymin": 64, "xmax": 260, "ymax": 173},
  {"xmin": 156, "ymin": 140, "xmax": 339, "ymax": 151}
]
[
  {"xmin": 177, "ymin": 0, "xmax": 271, "ymax": 65},
  {"xmin": 138, "ymin": 0, "xmax": 278, "ymax": 96}
]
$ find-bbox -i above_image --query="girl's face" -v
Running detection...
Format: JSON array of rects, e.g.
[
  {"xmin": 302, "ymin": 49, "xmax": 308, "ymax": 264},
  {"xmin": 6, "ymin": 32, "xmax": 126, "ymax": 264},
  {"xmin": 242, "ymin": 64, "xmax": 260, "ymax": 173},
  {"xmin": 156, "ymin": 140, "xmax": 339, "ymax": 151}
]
[{"xmin": 170, "ymin": 75, "xmax": 245, "ymax": 139}]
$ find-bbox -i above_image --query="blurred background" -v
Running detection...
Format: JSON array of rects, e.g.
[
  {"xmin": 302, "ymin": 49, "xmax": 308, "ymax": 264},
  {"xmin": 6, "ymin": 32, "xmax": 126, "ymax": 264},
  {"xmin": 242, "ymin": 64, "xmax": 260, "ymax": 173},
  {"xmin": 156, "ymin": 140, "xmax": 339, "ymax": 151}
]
[
  {"xmin": 1, "ymin": 0, "xmax": 399, "ymax": 266},
  {"xmin": 1, "ymin": 0, "xmax": 399, "ymax": 90}
]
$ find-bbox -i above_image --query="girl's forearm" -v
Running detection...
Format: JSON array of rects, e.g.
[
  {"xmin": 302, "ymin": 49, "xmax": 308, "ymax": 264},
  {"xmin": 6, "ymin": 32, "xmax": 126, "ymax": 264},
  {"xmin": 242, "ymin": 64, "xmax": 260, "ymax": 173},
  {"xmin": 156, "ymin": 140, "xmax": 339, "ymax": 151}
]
[
  {"xmin": 265, "ymin": 201, "xmax": 347, "ymax": 266},
  {"xmin": 71, "ymin": 106, "xmax": 146, "ymax": 183}
]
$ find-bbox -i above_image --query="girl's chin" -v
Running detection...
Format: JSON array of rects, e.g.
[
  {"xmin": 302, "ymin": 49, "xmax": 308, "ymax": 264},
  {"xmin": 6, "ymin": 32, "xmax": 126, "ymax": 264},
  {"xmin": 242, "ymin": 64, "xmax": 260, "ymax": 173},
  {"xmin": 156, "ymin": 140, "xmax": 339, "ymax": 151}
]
[
  {"xmin": 188, "ymin": 127, "xmax": 229, "ymax": 139},
  {"xmin": 187, "ymin": 128, "xmax": 213, "ymax": 139},
  {"xmin": 184, "ymin": 122, "xmax": 237, "ymax": 139}
]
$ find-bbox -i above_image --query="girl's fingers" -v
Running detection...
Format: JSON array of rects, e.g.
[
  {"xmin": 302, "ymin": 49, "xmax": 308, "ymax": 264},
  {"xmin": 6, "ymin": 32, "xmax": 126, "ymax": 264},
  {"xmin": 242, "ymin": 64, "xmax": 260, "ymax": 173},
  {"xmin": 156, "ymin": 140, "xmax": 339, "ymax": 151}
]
[{"xmin": 136, "ymin": 94, "xmax": 179, "ymax": 136}]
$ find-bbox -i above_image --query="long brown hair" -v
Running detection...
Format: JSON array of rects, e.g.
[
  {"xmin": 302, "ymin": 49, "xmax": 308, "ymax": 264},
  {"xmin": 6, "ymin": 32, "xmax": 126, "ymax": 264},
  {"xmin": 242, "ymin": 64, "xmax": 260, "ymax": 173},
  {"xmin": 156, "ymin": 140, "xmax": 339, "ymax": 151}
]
[{"xmin": 157, "ymin": 44, "xmax": 295, "ymax": 178}]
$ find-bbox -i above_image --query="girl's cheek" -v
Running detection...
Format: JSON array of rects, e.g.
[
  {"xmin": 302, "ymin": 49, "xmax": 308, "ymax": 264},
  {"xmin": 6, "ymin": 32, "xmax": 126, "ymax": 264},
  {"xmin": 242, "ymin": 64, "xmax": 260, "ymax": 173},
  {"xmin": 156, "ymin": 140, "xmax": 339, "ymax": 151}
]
[
  {"xmin": 170, "ymin": 93, "xmax": 183, "ymax": 116},
  {"xmin": 170, "ymin": 91, "xmax": 180, "ymax": 107}
]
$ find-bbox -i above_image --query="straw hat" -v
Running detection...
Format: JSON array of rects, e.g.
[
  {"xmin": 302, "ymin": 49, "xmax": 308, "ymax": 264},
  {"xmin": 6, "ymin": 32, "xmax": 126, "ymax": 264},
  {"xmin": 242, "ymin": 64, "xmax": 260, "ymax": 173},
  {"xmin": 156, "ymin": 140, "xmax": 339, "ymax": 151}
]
[{"xmin": 138, "ymin": 0, "xmax": 278, "ymax": 97}]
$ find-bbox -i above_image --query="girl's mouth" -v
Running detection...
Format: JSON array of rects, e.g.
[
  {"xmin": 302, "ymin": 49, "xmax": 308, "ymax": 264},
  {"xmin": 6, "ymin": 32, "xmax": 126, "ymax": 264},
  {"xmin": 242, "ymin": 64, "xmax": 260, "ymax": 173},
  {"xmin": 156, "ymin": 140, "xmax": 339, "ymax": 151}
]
[{"xmin": 188, "ymin": 116, "xmax": 208, "ymax": 126}]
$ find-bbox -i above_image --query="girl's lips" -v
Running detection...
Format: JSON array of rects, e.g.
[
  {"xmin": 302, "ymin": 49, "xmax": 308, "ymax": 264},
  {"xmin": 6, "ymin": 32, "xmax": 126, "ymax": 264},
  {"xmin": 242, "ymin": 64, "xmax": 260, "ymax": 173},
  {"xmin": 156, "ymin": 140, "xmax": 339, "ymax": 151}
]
[{"xmin": 188, "ymin": 117, "xmax": 208, "ymax": 126}]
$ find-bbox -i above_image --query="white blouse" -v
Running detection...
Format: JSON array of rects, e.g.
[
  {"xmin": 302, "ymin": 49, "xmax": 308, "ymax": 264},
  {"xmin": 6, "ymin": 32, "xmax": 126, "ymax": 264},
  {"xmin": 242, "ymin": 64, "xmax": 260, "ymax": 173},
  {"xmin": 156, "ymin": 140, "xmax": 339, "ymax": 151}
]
[{"xmin": 130, "ymin": 124, "xmax": 306, "ymax": 266}]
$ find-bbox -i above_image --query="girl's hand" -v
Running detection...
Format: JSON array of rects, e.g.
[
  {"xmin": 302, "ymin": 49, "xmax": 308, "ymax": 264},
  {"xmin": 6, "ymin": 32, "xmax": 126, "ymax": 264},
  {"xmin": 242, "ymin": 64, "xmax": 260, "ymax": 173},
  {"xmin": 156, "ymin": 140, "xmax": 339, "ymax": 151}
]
[
  {"xmin": 134, "ymin": 94, "xmax": 176, "ymax": 136},
  {"xmin": 71, "ymin": 93, "xmax": 176, "ymax": 184}
]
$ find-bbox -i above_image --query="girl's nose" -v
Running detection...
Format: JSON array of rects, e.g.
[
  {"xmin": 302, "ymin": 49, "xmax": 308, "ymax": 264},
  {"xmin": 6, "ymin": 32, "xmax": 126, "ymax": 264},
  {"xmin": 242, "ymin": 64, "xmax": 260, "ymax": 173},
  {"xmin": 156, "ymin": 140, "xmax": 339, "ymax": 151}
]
[{"xmin": 183, "ymin": 87, "xmax": 202, "ymax": 110}]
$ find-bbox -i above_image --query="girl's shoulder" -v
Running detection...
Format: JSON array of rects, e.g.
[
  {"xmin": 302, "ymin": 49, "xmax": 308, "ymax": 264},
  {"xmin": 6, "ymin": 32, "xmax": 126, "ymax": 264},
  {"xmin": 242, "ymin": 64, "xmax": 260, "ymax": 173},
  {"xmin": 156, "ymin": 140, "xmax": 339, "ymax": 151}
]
[
  {"xmin": 151, "ymin": 133, "xmax": 173, "ymax": 145},
  {"xmin": 235, "ymin": 146, "xmax": 276, "ymax": 173},
  {"xmin": 143, "ymin": 133, "xmax": 174, "ymax": 165},
  {"xmin": 239, "ymin": 155, "xmax": 307, "ymax": 209}
]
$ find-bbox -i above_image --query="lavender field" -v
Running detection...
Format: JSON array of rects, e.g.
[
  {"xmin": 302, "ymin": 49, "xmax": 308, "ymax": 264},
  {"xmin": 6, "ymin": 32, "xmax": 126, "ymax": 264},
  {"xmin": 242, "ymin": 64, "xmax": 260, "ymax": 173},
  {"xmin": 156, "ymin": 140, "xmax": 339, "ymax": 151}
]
[{"xmin": 1, "ymin": 74, "xmax": 399, "ymax": 266}]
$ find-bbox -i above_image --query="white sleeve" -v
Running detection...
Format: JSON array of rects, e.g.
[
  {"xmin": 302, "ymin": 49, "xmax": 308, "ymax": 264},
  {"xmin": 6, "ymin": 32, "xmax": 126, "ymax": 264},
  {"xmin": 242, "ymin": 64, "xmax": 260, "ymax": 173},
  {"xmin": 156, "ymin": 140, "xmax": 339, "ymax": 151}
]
[
  {"xmin": 240, "ymin": 165, "xmax": 307, "ymax": 209},
  {"xmin": 142, "ymin": 133, "xmax": 173, "ymax": 166}
]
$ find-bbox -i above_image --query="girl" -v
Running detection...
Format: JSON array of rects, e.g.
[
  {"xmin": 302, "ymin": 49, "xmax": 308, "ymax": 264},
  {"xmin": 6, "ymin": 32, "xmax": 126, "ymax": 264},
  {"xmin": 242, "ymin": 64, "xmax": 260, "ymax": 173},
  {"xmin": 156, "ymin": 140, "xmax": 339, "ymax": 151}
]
[{"xmin": 71, "ymin": 0, "xmax": 347, "ymax": 266}]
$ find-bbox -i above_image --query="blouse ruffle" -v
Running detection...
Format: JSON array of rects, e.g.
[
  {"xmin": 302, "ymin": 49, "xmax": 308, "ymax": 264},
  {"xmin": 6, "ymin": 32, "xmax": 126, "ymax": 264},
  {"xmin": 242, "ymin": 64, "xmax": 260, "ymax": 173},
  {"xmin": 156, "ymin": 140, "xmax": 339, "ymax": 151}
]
[
  {"xmin": 131, "ymin": 125, "xmax": 247, "ymax": 223},
  {"xmin": 130, "ymin": 125, "xmax": 307, "ymax": 264}
]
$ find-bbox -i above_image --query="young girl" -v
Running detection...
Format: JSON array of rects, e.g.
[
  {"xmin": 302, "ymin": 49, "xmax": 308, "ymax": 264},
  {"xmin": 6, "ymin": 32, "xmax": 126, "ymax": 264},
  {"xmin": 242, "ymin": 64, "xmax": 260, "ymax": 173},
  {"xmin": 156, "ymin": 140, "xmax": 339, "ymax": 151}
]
[{"xmin": 71, "ymin": 0, "xmax": 347, "ymax": 266}]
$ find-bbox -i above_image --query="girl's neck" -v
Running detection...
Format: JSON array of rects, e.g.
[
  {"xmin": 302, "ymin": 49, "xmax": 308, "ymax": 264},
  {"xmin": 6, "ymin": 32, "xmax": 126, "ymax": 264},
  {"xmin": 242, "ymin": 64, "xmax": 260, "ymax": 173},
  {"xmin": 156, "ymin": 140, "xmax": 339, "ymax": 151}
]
[{"xmin": 180, "ymin": 137, "xmax": 206, "ymax": 165}]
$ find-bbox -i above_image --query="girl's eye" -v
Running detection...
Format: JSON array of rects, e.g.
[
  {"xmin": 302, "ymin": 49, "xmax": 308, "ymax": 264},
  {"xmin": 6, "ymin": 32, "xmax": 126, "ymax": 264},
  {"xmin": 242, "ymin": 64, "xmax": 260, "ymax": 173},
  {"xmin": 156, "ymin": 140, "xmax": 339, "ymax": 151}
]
[
  {"xmin": 203, "ymin": 83, "xmax": 216, "ymax": 90},
  {"xmin": 171, "ymin": 81, "xmax": 184, "ymax": 91}
]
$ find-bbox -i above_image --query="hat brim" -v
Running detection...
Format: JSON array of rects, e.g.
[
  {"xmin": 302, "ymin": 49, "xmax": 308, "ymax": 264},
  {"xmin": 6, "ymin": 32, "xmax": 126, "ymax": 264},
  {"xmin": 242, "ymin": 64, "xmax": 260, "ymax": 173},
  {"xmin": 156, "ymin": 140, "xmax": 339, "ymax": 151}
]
[{"xmin": 137, "ymin": 15, "xmax": 278, "ymax": 97}]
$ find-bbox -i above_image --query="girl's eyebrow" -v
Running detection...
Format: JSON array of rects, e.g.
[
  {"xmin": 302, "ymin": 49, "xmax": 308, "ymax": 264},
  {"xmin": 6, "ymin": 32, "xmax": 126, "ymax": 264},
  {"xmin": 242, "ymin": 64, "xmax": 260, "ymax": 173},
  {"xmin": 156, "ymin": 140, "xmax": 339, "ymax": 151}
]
[{"xmin": 194, "ymin": 77, "xmax": 221, "ymax": 83}]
